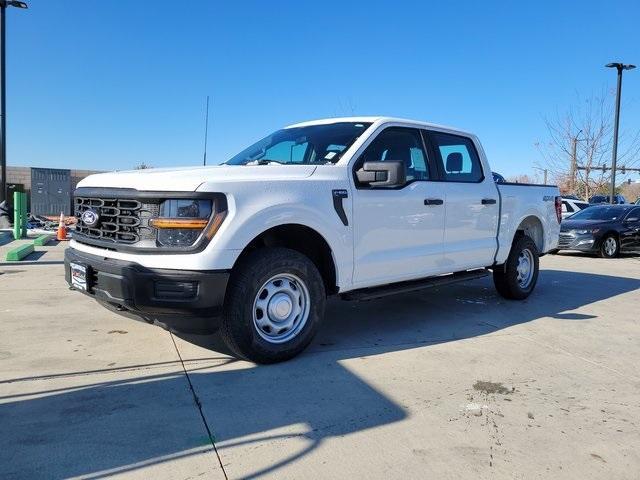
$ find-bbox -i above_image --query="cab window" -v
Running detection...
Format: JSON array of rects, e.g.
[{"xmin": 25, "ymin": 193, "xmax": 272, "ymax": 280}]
[
  {"xmin": 429, "ymin": 131, "xmax": 484, "ymax": 182},
  {"xmin": 627, "ymin": 207, "xmax": 640, "ymax": 222},
  {"xmin": 356, "ymin": 127, "xmax": 429, "ymax": 182}
]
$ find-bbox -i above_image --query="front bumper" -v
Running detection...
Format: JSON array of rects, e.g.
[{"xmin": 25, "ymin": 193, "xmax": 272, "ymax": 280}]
[
  {"xmin": 64, "ymin": 248, "xmax": 229, "ymax": 333},
  {"xmin": 558, "ymin": 232, "xmax": 598, "ymax": 252}
]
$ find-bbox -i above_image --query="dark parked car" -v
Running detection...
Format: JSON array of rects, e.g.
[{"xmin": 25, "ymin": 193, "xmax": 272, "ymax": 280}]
[
  {"xmin": 558, "ymin": 205, "xmax": 640, "ymax": 258},
  {"xmin": 589, "ymin": 194, "xmax": 626, "ymax": 204}
]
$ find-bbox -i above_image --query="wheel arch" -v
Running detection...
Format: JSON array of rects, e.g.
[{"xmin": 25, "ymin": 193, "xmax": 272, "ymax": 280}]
[
  {"xmin": 514, "ymin": 215, "xmax": 545, "ymax": 252},
  {"xmin": 233, "ymin": 223, "xmax": 339, "ymax": 295}
]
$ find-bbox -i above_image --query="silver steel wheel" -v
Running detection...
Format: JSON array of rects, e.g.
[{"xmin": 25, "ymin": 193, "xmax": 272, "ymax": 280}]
[
  {"xmin": 516, "ymin": 248, "xmax": 535, "ymax": 289},
  {"xmin": 603, "ymin": 237, "xmax": 617, "ymax": 257},
  {"xmin": 252, "ymin": 273, "xmax": 311, "ymax": 344}
]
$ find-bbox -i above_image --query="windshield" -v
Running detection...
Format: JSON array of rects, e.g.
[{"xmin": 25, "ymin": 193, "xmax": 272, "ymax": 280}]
[
  {"xmin": 569, "ymin": 206, "xmax": 628, "ymax": 221},
  {"xmin": 225, "ymin": 122, "xmax": 372, "ymax": 165}
]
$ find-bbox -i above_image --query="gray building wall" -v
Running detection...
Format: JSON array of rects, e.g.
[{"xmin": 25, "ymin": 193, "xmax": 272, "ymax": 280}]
[{"xmin": 6, "ymin": 166, "xmax": 104, "ymax": 215}]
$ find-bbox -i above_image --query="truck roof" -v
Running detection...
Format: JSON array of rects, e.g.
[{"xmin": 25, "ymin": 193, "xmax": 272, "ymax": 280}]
[{"xmin": 285, "ymin": 116, "xmax": 474, "ymax": 137}]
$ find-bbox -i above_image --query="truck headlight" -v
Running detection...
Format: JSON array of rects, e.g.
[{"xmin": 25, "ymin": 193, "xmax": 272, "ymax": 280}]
[{"xmin": 150, "ymin": 197, "xmax": 227, "ymax": 248}]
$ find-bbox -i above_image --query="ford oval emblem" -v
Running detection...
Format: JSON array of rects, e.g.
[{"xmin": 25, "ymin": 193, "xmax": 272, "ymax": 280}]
[{"xmin": 81, "ymin": 209, "xmax": 100, "ymax": 227}]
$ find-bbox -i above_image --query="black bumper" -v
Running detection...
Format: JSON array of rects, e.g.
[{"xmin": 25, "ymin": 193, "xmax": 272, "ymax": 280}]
[{"xmin": 64, "ymin": 248, "xmax": 229, "ymax": 333}]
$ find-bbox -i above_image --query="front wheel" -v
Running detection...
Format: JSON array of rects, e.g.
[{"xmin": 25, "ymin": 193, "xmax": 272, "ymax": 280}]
[
  {"xmin": 599, "ymin": 235, "xmax": 619, "ymax": 259},
  {"xmin": 493, "ymin": 235, "xmax": 539, "ymax": 300},
  {"xmin": 220, "ymin": 247, "xmax": 326, "ymax": 363}
]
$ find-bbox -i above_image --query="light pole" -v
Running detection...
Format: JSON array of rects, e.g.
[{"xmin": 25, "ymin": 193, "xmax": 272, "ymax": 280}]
[
  {"xmin": 533, "ymin": 166, "xmax": 548, "ymax": 185},
  {"xmin": 605, "ymin": 62, "xmax": 636, "ymax": 204},
  {"xmin": 0, "ymin": 0, "xmax": 28, "ymax": 205}
]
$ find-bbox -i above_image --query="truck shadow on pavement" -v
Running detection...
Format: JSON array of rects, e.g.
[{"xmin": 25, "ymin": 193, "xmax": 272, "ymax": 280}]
[{"xmin": 1, "ymin": 269, "xmax": 639, "ymax": 479}]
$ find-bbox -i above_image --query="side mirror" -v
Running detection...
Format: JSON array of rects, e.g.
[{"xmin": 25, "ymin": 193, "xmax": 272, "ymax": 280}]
[{"xmin": 356, "ymin": 161, "xmax": 406, "ymax": 188}]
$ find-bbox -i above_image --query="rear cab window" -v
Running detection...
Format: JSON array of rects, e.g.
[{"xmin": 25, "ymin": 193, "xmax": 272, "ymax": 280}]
[{"xmin": 427, "ymin": 131, "xmax": 484, "ymax": 182}]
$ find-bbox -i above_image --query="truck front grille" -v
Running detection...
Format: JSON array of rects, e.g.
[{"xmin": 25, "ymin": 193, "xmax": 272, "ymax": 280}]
[{"xmin": 74, "ymin": 196, "xmax": 159, "ymax": 245}]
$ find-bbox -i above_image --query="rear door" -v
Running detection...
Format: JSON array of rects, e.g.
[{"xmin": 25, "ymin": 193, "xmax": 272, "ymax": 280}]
[{"xmin": 424, "ymin": 130, "xmax": 499, "ymax": 271}]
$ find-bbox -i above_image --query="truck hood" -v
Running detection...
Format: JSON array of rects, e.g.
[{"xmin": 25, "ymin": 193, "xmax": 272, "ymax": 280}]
[{"xmin": 77, "ymin": 164, "xmax": 318, "ymax": 191}]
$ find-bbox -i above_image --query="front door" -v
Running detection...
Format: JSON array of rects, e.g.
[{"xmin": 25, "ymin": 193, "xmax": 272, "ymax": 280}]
[
  {"xmin": 621, "ymin": 207, "xmax": 640, "ymax": 252},
  {"xmin": 351, "ymin": 127, "xmax": 446, "ymax": 288}
]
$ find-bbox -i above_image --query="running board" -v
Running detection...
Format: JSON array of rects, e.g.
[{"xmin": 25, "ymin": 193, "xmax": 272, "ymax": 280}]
[{"xmin": 341, "ymin": 269, "xmax": 490, "ymax": 301}]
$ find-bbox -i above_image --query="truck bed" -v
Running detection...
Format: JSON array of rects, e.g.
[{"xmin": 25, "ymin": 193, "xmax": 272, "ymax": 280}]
[{"xmin": 495, "ymin": 183, "xmax": 561, "ymax": 264}]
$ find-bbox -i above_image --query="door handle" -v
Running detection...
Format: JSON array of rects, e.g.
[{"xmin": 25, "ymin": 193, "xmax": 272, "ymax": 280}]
[
  {"xmin": 481, "ymin": 198, "xmax": 497, "ymax": 205},
  {"xmin": 424, "ymin": 198, "xmax": 444, "ymax": 206}
]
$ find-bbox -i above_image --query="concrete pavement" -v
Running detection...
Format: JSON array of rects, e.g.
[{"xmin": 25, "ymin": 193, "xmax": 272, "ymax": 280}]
[{"xmin": 1, "ymin": 253, "xmax": 639, "ymax": 479}]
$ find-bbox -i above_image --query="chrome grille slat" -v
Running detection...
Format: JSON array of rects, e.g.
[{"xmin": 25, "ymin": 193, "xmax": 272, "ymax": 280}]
[{"xmin": 74, "ymin": 196, "xmax": 154, "ymax": 245}]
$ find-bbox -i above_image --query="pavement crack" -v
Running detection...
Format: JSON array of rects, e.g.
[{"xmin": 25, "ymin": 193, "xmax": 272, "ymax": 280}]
[
  {"xmin": 515, "ymin": 333, "xmax": 640, "ymax": 382},
  {"xmin": 170, "ymin": 332, "xmax": 228, "ymax": 480}
]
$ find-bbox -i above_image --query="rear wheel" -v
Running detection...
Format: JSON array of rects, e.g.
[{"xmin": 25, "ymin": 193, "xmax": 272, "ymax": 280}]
[
  {"xmin": 220, "ymin": 247, "xmax": 325, "ymax": 363},
  {"xmin": 493, "ymin": 235, "xmax": 539, "ymax": 300},
  {"xmin": 599, "ymin": 235, "xmax": 619, "ymax": 258}
]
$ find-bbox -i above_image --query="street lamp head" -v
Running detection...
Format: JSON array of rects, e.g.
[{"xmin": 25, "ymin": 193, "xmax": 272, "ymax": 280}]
[
  {"xmin": 605, "ymin": 62, "xmax": 636, "ymax": 71},
  {"xmin": 2, "ymin": 1, "xmax": 28, "ymax": 8}
]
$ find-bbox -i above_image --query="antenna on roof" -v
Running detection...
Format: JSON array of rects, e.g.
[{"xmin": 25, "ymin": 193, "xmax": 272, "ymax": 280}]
[{"xmin": 202, "ymin": 95, "xmax": 210, "ymax": 166}]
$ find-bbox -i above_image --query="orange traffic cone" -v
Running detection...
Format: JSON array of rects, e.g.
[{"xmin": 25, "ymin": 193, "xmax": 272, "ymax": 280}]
[{"xmin": 56, "ymin": 212, "xmax": 68, "ymax": 241}]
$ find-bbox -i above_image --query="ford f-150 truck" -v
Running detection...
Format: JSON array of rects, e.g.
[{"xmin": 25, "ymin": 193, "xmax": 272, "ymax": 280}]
[{"xmin": 65, "ymin": 117, "xmax": 561, "ymax": 363}]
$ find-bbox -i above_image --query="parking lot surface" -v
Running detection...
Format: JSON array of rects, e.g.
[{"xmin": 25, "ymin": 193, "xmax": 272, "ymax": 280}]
[{"xmin": 1, "ymin": 250, "xmax": 639, "ymax": 479}]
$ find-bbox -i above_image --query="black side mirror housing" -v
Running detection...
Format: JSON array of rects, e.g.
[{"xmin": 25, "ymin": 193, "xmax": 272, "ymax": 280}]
[{"xmin": 356, "ymin": 161, "xmax": 406, "ymax": 188}]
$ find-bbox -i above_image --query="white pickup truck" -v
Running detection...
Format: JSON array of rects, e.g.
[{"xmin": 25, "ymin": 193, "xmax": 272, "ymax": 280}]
[{"xmin": 65, "ymin": 117, "xmax": 561, "ymax": 363}]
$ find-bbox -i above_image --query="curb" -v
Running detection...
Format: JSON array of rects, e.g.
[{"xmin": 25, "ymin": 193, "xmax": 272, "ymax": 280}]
[
  {"xmin": 33, "ymin": 234, "xmax": 54, "ymax": 246},
  {"xmin": 5, "ymin": 243, "xmax": 34, "ymax": 261}
]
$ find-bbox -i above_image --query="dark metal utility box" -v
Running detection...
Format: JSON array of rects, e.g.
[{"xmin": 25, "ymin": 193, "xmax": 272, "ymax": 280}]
[{"xmin": 30, "ymin": 168, "xmax": 72, "ymax": 216}]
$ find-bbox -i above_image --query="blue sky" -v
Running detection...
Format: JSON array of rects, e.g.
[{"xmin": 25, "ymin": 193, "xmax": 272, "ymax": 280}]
[{"xmin": 6, "ymin": 0, "xmax": 640, "ymax": 178}]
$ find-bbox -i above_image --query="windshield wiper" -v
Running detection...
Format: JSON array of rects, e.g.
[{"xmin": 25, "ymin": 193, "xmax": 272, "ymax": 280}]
[{"xmin": 244, "ymin": 159, "xmax": 284, "ymax": 165}]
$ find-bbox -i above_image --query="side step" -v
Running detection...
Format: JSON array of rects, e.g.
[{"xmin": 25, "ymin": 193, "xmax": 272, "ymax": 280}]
[{"xmin": 341, "ymin": 268, "xmax": 490, "ymax": 301}]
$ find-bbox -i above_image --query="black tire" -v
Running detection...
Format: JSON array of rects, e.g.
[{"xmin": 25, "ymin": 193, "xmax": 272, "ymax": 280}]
[
  {"xmin": 599, "ymin": 234, "xmax": 619, "ymax": 259},
  {"xmin": 493, "ymin": 234, "xmax": 539, "ymax": 300},
  {"xmin": 220, "ymin": 247, "xmax": 326, "ymax": 363}
]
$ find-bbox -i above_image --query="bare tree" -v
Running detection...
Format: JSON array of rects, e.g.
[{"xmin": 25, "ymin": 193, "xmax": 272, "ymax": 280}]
[
  {"xmin": 134, "ymin": 162, "xmax": 153, "ymax": 170},
  {"xmin": 507, "ymin": 174, "xmax": 536, "ymax": 184},
  {"xmin": 621, "ymin": 181, "xmax": 640, "ymax": 202},
  {"xmin": 536, "ymin": 90, "xmax": 640, "ymax": 200}
]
